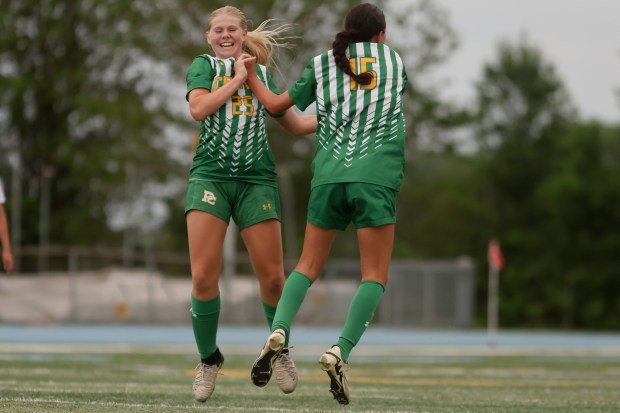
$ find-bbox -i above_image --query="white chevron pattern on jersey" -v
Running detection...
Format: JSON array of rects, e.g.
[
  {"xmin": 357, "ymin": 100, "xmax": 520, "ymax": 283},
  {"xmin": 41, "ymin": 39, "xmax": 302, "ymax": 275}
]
[
  {"xmin": 190, "ymin": 55, "xmax": 276, "ymax": 180},
  {"xmin": 313, "ymin": 43, "xmax": 405, "ymax": 164}
]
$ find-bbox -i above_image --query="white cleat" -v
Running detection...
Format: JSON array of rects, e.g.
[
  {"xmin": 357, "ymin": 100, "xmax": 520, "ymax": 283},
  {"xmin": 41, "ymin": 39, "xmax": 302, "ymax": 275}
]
[
  {"xmin": 274, "ymin": 348, "xmax": 298, "ymax": 393},
  {"xmin": 192, "ymin": 350, "xmax": 224, "ymax": 402}
]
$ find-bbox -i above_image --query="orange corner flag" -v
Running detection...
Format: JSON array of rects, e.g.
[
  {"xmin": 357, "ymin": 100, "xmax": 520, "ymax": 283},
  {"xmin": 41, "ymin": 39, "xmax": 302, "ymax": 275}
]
[{"xmin": 488, "ymin": 239, "xmax": 505, "ymax": 270}]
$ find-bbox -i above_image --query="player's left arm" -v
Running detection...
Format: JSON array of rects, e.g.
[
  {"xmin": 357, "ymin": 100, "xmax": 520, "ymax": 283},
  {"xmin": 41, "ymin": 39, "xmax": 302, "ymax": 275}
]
[{"xmin": 241, "ymin": 54, "xmax": 295, "ymax": 114}]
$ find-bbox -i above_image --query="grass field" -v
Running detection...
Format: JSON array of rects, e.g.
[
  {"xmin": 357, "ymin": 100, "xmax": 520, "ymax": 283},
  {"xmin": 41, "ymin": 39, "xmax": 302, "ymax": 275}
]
[{"xmin": 1, "ymin": 345, "xmax": 619, "ymax": 413}]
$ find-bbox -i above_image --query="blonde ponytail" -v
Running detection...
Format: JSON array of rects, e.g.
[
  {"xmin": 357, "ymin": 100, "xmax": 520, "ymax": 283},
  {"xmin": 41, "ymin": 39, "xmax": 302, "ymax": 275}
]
[{"xmin": 244, "ymin": 20, "xmax": 296, "ymax": 66}]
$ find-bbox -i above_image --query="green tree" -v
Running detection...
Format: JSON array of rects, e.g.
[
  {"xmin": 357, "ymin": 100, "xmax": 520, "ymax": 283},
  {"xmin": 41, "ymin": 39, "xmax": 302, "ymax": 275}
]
[
  {"xmin": 0, "ymin": 0, "xmax": 189, "ymax": 263},
  {"xmin": 392, "ymin": 35, "xmax": 620, "ymax": 330},
  {"xmin": 395, "ymin": 150, "xmax": 492, "ymax": 259},
  {"xmin": 535, "ymin": 122, "xmax": 620, "ymax": 329},
  {"xmin": 468, "ymin": 37, "xmax": 620, "ymax": 328}
]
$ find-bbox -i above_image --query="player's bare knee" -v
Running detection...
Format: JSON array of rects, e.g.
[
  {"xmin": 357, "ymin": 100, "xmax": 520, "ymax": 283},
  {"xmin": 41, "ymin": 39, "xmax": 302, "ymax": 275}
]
[
  {"xmin": 192, "ymin": 273, "xmax": 219, "ymax": 296},
  {"xmin": 256, "ymin": 270, "xmax": 285, "ymax": 293}
]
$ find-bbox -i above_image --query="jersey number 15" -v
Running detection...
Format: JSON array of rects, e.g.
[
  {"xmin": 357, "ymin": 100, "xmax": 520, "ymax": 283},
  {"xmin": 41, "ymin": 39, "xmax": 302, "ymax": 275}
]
[{"xmin": 349, "ymin": 57, "xmax": 377, "ymax": 91}]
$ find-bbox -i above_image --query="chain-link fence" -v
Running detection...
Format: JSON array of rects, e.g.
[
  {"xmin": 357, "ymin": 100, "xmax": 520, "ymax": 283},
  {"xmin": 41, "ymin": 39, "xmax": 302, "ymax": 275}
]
[{"xmin": 0, "ymin": 248, "xmax": 474, "ymax": 327}]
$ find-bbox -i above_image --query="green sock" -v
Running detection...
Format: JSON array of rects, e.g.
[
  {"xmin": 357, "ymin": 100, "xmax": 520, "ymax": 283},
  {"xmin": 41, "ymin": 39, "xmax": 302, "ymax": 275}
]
[
  {"xmin": 262, "ymin": 302, "xmax": 277, "ymax": 330},
  {"xmin": 337, "ymin": 281, "xmax": 385, "ymax": 362},
  {"xmin": 272, "ymin": 271, "xmax": 312, "ymax": 347},
  {"xmin": 190, "ymin": 295, "xmax": 220, "ymax": 359}
]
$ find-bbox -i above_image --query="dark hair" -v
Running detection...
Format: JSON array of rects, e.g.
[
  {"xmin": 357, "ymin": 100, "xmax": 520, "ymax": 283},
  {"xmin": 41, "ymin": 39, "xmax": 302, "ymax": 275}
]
[{"xmin": 332, "ymin": 3, "xmax": 386, "ymax": 85}]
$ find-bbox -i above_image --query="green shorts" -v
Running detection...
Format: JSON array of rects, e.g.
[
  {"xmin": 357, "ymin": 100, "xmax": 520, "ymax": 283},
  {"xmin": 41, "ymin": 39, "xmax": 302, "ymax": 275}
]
[
  {"xmin": 307, "ymin": 183, "xmax": 397, "ymax": 230},
  {"xmin": 185, "ymin": 180, "xmax": 281, "ymax": 230}
]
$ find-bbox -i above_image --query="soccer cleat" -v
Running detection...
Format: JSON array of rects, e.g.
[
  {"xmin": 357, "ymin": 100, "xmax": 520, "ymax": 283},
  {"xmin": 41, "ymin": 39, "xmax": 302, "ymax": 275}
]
[
  {"xmin": 251, "ymin": 328, "xmax": 286, "ymax": 387},
  {"xmin": 319, "ymin": 345, "xmax": 350, "ymax": 405},
  {"xmin": 192, "ymin": 350, "xmax": 224, "ymax": 402},
  {"xmin": 273, "ymin": 348, "xmax": 298, "ymax": 393}
]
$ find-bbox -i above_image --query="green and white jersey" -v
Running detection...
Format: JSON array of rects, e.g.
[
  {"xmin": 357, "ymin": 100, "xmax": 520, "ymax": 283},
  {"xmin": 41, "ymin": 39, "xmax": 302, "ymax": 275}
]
[
  {"xmin": 288, "ymin": 43, "xmax": 408, "ymax": 191},
  {"xmin": 186, "ymin": 54, "xmax": 283, "ymax": 186}
]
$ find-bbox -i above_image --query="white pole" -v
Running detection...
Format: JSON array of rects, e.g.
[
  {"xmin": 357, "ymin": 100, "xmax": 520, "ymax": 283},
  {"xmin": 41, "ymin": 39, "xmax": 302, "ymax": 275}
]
[
  {"xmin": 68, "ymin": 248, "xmax": 78, "ymax": 321},
  {"xmin": 38, "ymin": 166, "xmax": 52, "ymax": 272},
  {"xmin": 487, "ymin": 266, "xmax": 499, "ymax": 346}
]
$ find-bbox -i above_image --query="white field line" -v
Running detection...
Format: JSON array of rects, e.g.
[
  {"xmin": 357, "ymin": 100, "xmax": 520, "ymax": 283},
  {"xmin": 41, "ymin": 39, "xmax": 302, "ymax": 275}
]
[{"xmin": 0, "ymin": 397, "xmax": 424, "ymax": 413}]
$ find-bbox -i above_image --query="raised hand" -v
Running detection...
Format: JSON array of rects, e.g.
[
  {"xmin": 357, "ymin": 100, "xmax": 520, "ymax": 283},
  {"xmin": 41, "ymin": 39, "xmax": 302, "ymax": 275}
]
[
  {"xmin": 238, "ymin": 53, "xmax": 257, "ymax": 78},
  {"xmin": 233, "ymin": 56, "xmax": 249, "ymax": 82}
]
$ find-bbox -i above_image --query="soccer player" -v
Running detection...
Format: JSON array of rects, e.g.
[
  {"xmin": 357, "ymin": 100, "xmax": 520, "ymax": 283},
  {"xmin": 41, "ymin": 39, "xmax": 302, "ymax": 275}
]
[
  {"xmin": 0, "ymin": 178, "xmax": 13, "ymax": 274},
  {"xmin": 244, "ymin": 3, "xmax": 408, "ymax": 405},
  {"xmin": 184, "ymin": 6, "xmax": 317, "ymax": 402}
]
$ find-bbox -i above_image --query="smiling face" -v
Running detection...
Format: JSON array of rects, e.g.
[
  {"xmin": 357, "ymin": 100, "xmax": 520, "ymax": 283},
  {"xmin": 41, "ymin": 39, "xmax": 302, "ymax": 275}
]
[{"xmin": 206, "ymin": 14, "xmax": 247, "ymax": 59}]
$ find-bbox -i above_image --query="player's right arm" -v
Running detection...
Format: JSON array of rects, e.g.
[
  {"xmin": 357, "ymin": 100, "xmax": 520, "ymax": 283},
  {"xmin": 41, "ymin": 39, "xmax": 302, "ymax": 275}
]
[
  {"xmin": 186, "ymin": 56, "xmax": 249, "ymax": 121},
  {"xmin": 188, "ymin": 78, "xmax": 246, "ymax": 121}
]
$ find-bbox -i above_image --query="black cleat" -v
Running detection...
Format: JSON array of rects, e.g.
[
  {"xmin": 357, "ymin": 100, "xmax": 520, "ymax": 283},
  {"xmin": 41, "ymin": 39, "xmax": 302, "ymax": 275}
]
[
  {"xmin": 251, "ymin": 329, "xmax": 285, "ymax": 387},
  {"xmin": 319, "ymin": 346, "xmax": 350, "ymax": 405}
]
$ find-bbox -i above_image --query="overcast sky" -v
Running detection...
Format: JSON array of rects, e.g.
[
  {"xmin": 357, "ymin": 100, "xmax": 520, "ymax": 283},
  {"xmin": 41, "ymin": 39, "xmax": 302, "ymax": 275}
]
[{"xmin": 431, "ymin": 0, "xmax": 620, "ymax": 123}]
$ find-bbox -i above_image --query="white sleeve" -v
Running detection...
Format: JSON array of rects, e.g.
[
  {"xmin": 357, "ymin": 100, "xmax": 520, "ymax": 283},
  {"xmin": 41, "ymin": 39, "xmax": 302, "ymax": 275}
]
[{"xmin": 0, "ymin": 179, "xmax": 6, "ymax": 204}]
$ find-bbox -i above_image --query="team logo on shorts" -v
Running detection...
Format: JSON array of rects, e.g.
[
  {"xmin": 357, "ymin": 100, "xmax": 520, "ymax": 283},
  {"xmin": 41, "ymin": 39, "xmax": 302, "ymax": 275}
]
[{"xmin": 202, "ymin": 190, "xmax": 217, "ymax": 205}]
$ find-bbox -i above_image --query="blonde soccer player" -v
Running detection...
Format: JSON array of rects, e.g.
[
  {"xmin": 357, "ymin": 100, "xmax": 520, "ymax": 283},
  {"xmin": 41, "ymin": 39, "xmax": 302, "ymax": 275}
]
[{"xmin": 185, "ymin": 5, "xmax": 316, "ymax": 402}]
